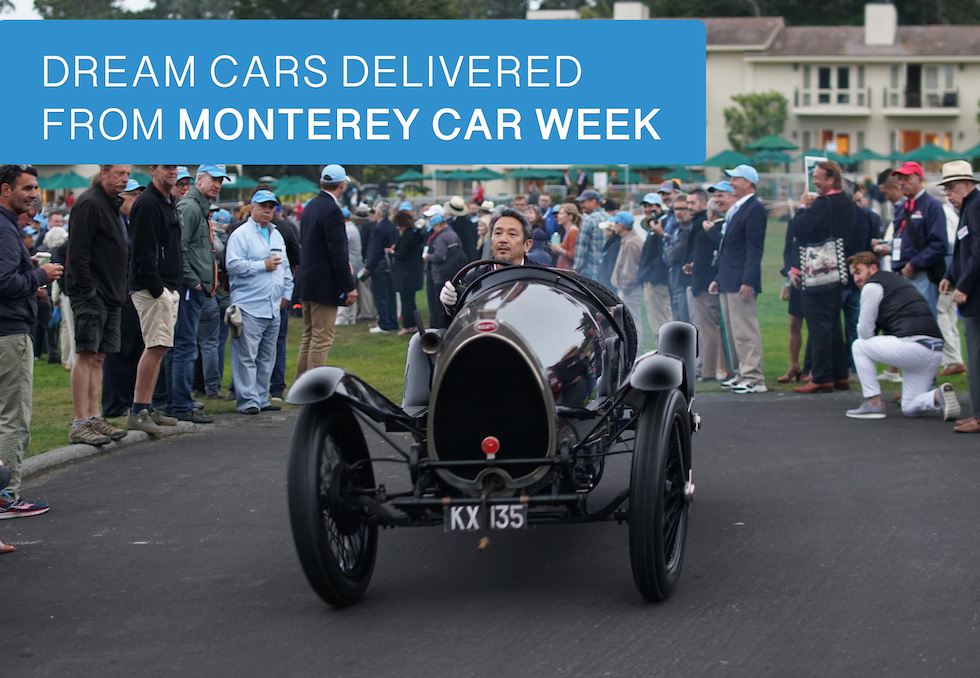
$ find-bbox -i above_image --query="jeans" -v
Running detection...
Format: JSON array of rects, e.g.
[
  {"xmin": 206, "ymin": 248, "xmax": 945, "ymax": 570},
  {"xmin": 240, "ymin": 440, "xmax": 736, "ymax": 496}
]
[
  {"xmin": 230, "ymin": 310, "xmax": 280, "ymax": 412},
  {"xmin": 371, "ymin": 270, "xmax": 398, "ymax": 331},
  {"xmin": 217, "ymin": 300, "xmax": 230, "ymax": 384},
  {"xmin": 670, "ymin": 287, "xmax": 690, "ymax": 323},
  {"xmin": 197, "ymin": 295, "xmax": 222, "ymax": 394},
  {"xmin": 907, "ymin": 270, "xmax": 938, "ymax": 319},
  {"xmin": 170, "ymin": 287, "xmax": 206, "ymax": 416},
  {"xmin": 270, "ymin": 310, "xmax": 289, "ymax": 397}
]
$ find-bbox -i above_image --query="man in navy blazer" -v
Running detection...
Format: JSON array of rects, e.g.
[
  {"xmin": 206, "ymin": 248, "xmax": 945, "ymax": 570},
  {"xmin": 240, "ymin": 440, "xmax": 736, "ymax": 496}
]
[
  {"xmin": 709, "ymin": 164, "xmax": 767, "ymax": 393},
  {"xmin": 295, "ymin": 164, "xmax": 358, "ymax": 377},
  {"xmin": 938, "ymin": 160, "xmax": 980, "ymax": 432}
]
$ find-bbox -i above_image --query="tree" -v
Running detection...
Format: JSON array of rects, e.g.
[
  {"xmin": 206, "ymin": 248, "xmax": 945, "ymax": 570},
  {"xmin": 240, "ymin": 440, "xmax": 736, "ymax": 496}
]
[
  {"xmin": 34, "ymin": 0, "xmax": 125, "ymax": 19},
  {"xmin": 723, "ymin": 91, "xmax": 788, "ymax": 153}
]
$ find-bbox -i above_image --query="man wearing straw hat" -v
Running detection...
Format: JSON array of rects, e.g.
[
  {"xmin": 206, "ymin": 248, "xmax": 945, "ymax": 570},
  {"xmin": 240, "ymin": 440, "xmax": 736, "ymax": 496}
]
[{"xmin": 938, "ymin": 160, "xmax": 980, "ymax": 433}]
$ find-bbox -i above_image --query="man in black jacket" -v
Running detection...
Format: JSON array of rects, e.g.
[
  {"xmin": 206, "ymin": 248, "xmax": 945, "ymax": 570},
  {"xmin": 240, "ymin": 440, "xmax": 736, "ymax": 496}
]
[
  {"xmin": 938, "ymin": 160, "xmax": 980, "ymax": 432},
  {"xmin": 637, "ymin": 193, "xmax": 671, "ymax": 347},
  {"xmin": 845, "ymin": 251, "xmax": 959, "ymax": 421},
  {"xmin": 126, "ymin": 165, "xmax": 183, "ymax": 434},
  {"xmin": 0, "ymin": 165, "xmax": 62, "ymax": 518},
  {"xmin": 788, "ymin": 160, "xmax": 854, "ymax": 394},
  {"xmin": 63, "ymin": 164, "xmax": 131, "ymax": 445},
  {"xmin": 363, "ymin": 200, "xmax": 399, "ymax": 333},
  {"xmin": 295, "ymin": 165, "xmax": 358, "ymax": 376}
]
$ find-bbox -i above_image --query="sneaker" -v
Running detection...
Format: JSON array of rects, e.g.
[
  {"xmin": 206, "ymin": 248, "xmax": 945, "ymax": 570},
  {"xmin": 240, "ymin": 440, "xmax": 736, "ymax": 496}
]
[
  {"xmin": 721, "ymin": 374, "xmax": 741, "ymax": 389},
  {"xmin": 732, "ymin": 381, "xmax": 768, "ymax": 394},
  {"xmin": 192, "ymin": 400, "xmax": 204, "ymax": 410},
  {"xmin": 240, "ymin": 406, "xmax": 260, "ymax": 415},
  {"xmin": 270, "ymin": 395, "xmax": 284, "ymax": 403},
  {"xmin": 0, "ymin": 496, "xmax": 50, "ymax": 519},
  {"xmin": 368, "ymin": 325, "xmax": 392, "ymax": 334},
  {"xmin": 939, "ymin": 383, "xmax": 961, "ymax": 421},
  {"xmin": 175, "ymin": 411, "xmax": 214, "ymax": 424},
  {"xmin": 149, "ymin": 410, "xmax": 178, "ymax": 427},
  {"xmin": 205, "ymin": 390, "xmax": 228, "ymax": 400},
  {"xmin": 846, "ymin": 401, "xmax": 886, "ymax": 419},
  {"xmin": 90, "ymin": 417, "xmax": 127, "ymax": 441},
  {"xmin": 261, "ymin": 404, "xmax": 282, "ymax": 412},
  {"xmin": 878, "ymin": 370, "xmax": 903, "ymax": 383},
  {"xmin": 68, "ymin": 421, "xmax": 111, "ymax": 446},
  {"xmin": 126, "ymin": 409, "xmax": 165, "ymax": 435}
]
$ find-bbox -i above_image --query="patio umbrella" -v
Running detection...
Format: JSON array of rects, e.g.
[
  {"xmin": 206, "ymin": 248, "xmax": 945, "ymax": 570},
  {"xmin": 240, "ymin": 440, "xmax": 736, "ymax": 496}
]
[
  {"xmin": 903, "ymin": 143, "xmax": 958, "ymax": 163},
  {"xmin": 226, "ymin": 175, "xmax": 259, "ymax": 190},
  {"xmin": 272, "ymin": 175, "xmax": 319, "ymax": 196},
  {"xmin": 393, "ymin": 168, "xmax": 427, "ymax": 182},
  {"xmin": 57, "ymin": 171, "xmax": 92, "ymax": 189},
  {"xmin": 701, "ymin": 149, "xmax": 752, "ymax": 167},
  {"xmin": 957, "ymin": 142, "xmax": 980, "ymax": 159},
  {"xmin": 752, "ymin": 149, "xmax": 796, "ymax": 164},
  {"xmin": 886, "ymin": 150, "xmax": 907, "ymax": 162},
  {"xmin": 38, "ymin": 173, "xmax": 64, "ymax": 190},
  {"xmin": 747, "ymin": 134, "xmax": 799, "ymax": 151},
  {"xmin": 849, "ymin": 148, "xmax": 886, "ymax": 162},
  {"xmin": 442, "ymin": 169, "xmax": 474, "ymax": 181},
  {"xmin": 796, "ymin": 148, "xmax": 849, "ymax": 165},
  {"xmin": 507, "ymin": 167, "xmax": 540, "ymax": 179},
  {"xmin": 469, "ymin": 167, "xmax": 506, "ymax": 181}
]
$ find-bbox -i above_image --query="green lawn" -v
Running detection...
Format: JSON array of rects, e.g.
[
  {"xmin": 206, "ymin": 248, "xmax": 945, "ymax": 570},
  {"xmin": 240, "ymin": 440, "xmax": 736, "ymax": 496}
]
[{"xmin": 26, "ymin": 219, "xmax": 971, "ymax": 456}]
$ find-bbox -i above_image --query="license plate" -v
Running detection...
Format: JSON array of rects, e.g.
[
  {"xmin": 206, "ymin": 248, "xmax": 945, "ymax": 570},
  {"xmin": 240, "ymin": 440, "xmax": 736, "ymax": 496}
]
[{"xmin": 443, "ymin": 504, "xmax": 527, "ymax": 532}]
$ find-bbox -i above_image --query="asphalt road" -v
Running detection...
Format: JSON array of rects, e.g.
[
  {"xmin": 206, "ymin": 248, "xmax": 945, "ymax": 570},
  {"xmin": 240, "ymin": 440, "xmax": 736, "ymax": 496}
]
[{"xmin": 3, "ymin": 390, "xmax": 979, "ymax": 678}]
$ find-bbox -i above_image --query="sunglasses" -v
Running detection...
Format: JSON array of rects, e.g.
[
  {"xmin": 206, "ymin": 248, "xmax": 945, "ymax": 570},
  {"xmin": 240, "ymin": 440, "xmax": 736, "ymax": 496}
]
[{"xmin": 0, "ymin": 164, "xmax": 35, "ymax": 186}]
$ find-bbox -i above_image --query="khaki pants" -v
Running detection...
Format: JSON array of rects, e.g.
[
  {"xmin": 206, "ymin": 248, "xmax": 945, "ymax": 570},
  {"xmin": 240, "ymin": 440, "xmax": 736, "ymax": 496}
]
[
  {"xmin": 0, "ymin": 334, "xmax": 34, "ymax": 500},
  {"xmin": 937, "ymin": 290, "xmax": 963, "ymax": 367},
  {"xmin": 695, "ymin": 292, "xmax": 725, "ymax": 378},
  {"xmin": 643, "ymin": 283, "xmax": 672, "ymax": 347},
  {"xmin": 720, "ymin": 291, "xmax": 764, "ymax": 384},
  {"xmin": 296, "ymin": 300, "xmax": 339, "ymax": 377}
]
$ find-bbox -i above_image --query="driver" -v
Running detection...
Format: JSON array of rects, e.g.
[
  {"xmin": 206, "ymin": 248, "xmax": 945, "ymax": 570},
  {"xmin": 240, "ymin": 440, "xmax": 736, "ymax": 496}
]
[{"xmin": 438, "ymin": 206, "xmax": 534, "ymax": 309}]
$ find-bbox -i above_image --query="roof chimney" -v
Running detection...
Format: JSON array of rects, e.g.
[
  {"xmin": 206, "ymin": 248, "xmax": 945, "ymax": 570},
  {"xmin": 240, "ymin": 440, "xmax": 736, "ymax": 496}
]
[{"xmin": 865, "ymin": 2, "xmax": 897, "ymax": 46}]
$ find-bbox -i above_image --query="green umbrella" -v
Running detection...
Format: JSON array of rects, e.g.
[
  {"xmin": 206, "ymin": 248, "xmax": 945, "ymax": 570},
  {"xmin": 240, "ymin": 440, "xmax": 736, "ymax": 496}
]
[
  {"xmin": 393, "ymin": 168, "xmax": 427, "ymax": 182},
  {"xmin": 886, "ymin": 150, "xmax": 907, "ymax": 162},
  {"xmin": 701, "ymin": 149, "xmax": 752, "ymax": 167},
  {"xmin": 57, "ymin": 171, "xmax": 92, "ymax": 189},
  {"xmin": 752, "ymin": 149, "xmax": 796, "ymax": 164},
  {"xmin": 957, "ymin": 142, "xmax": 980, "ymax": 159},
  {"xmin": 532, "ymin": 169, "xmax": 565, "ymax": 179},
  {"xmin": 226, "ymin": 175, "xmax": 259, "ymax": 190},
  {"xmin": 432, "ymin": 169, "xmax": 459, "ymax": 180},
  {"xmin": 442, "ymin": 169, "xmax": 473, "ymax": 181},
  {"xmin": 469, "ymin": 167, "xmax": 506, "ymax": 181},
  {"xmin": 38, "ymin": 173, "xmax": 64, "ymax": 190},
  {"xmin": 665, "ymin": 168, "xmax": 706, "ymax": 183},
  {"xmin": 849, "ymin": 148, "xmax": 886, "ymax": 162},
  {"xmin": 747, "ymin": 134, "xmax": 799, "ymax": 151},
  {"xmin": 796, "ymin": 148, "xmax": 849, "ymax": 165},
  {"xmin": 903, "ymin": 143, "xmax": 958, "ymax": 163},
  {"xmin": 507, "ymin": 167, "xmax": 539, "ymax": 179},
  {"xmin": 272, "ymin": 175, "xmax": 319, "ymax": 196},
  {"xmin": 130, "ymin": 171, "xmax": 152, "ymax": 187}
]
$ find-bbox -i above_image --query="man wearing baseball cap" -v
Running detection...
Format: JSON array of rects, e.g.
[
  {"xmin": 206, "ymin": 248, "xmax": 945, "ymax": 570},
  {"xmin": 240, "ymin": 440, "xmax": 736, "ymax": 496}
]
[
  {"xmin": 295, "ymin": 165, "xmax": 357, "ymax": 374},
  {"xmin": 890, "ymin": 161, "xmax": 947, "ymax": 318},
  {"xmin": 225, "ymin": 190, "xmax": 293, "ymax": 415},
  {"xmin": 637, "ymin": 192, "xmax": 672, "ymax": 346},
  {"xmin": 938, "ymin": 160, "xmax": 980, "ymax": 432},
  {"xmin": 709, "ymin": 164, "xmax": 767, "ymax": 393},
  {"xmin": 169, "ymin": 164, "xmax": 228, "ymax": 423},
  {"xmin": 572, "ymin": 189, "xmax": 610, "ymax": 282},
  {"xmin": 610, "ymin": 211, "xmax": 644, "ymax": 348}
]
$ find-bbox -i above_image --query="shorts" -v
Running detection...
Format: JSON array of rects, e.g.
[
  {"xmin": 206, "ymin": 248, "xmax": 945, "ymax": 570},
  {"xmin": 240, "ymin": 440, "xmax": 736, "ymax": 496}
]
[
  {"xmin": 70, "ymin": 292, "xmax": 122, "ymax": 354},
  {"xmin": 788, "ymin": 283, "xmax": 803, "ymax": 318},
  {"xmin": 131, "ymin": 288, "xmax": 180, "ymax": 348}
]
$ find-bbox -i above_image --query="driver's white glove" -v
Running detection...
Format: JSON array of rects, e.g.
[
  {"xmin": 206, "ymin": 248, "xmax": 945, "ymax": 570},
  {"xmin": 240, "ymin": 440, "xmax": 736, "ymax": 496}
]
[{"xmin": 439, "ymin": 280, "xmax": 458, "ymax": 306}]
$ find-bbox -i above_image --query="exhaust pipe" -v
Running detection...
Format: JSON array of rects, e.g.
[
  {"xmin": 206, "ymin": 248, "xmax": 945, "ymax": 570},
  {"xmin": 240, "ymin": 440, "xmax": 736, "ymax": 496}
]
[{"xmin": 420, "ymin": 331, "xmax": 443, "ymax": 355}]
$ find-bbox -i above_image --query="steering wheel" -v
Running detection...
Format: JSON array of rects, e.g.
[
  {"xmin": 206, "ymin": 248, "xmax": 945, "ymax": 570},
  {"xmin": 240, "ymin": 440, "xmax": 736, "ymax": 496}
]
[{"xmin": 448, "ymin": 258, "xmax": 515, "ymax": 310}]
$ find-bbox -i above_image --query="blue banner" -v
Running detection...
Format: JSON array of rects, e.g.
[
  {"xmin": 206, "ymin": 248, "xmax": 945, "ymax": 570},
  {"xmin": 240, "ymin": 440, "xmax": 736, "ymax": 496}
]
[{"xmin": 1, "ymin": 19, "xmax": 705, "ymax": 164}]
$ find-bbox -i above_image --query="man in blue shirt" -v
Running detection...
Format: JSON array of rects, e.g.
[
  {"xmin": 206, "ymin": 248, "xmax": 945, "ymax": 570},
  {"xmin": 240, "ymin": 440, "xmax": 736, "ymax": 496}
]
[{"xmin": 225, "ymin": 191, "xmax": 294, "ymax": 415}]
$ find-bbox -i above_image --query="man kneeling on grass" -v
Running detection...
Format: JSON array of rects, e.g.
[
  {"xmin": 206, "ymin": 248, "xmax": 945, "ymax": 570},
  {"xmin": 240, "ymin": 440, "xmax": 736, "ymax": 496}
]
[{"xmin": 845, "ymin": 251, "xmax": 960, "ymax": 421}]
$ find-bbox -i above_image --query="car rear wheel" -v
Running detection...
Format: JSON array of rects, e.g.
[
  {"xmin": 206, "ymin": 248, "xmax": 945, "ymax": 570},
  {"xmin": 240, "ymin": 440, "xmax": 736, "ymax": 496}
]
[
  {"xmin": 629, "ymin": 389, "xmax": 691, "ymax": 602},
  {"xmin": 287, "ymin": 398, "xmax": 377, "ymax": 607}
]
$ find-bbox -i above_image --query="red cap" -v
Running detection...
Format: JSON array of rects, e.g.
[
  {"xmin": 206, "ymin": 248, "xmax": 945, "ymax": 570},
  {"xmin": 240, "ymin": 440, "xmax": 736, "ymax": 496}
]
[{"xmin": 892, "ymin": 161, "xmax": 924, "ymax": 178}]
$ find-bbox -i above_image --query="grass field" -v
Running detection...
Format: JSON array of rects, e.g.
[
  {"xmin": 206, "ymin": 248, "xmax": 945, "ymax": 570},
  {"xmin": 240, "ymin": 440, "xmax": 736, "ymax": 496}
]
[{"xmin": 25, "ymin": 218, "xmax": 971, "ymax": 456}]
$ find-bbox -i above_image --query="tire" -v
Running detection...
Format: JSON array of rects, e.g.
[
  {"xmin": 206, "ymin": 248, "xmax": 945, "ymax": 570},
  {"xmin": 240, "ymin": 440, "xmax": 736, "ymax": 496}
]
[
  {"xmin": 287, "ymin": 399, "xmax": 378, "ymax": 608},
  {"xmin": 629, "ymin": 389, "xmax": 691, "ymax": 602}
]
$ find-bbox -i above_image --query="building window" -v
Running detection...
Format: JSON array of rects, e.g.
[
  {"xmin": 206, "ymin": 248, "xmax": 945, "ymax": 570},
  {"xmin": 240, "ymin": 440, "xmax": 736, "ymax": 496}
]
[
  {"xmin": 837, "ymin": 67, "xmax": 850, "ymax": 104},
  {"xmin": 818, "ymin": 67, "xmax": 832, "ymax": 104},
  {"xmin": 857, "ymin": 131, "xmax": 865, "ymax": 151},
  {"xmin": 802, "ymin": 131, "xmax": 811, "ymax": 150}
]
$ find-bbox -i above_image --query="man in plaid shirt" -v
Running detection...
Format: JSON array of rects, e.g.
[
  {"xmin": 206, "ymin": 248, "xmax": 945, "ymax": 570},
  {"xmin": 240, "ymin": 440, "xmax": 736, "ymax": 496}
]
[{"xmin": 573, "ymin": 189, "xmax": 610, "ymax": 282}]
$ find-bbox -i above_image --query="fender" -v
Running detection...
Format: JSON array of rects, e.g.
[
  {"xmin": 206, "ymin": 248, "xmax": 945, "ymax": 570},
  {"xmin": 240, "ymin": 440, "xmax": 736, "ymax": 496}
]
[
  {"xmin": 287, "ymin": 366, "xmax": 417, "ymax": 427},
  {"xmin": 628, "ymin": 352, "xmax": 685, "ymax": 393}
]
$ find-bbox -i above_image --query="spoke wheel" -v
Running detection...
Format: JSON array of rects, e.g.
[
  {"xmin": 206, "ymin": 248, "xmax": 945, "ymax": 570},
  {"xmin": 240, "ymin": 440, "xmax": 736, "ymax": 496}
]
[
  {"xmin": 629, "ymin": 389, "xmax": 691, "ymax": 602},
  {"xmin": 287, "ymin": 399, "xmax": 377, "ymax": 608}
]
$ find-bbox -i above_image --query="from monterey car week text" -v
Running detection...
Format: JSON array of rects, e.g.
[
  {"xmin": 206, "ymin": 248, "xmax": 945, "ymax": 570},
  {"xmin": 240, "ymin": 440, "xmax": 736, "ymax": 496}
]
[{"xmin": 40, "ymin": 53, "xmax": 661, "ymax": 143}]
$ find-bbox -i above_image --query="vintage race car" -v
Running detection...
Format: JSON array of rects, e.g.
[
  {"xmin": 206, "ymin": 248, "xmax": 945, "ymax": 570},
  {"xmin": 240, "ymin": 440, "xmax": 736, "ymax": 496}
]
[{"xmin": 286, "ymin": 260, "xmax": 700, "ymax": 607}]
